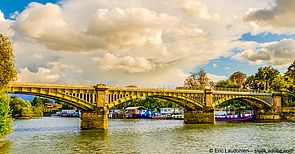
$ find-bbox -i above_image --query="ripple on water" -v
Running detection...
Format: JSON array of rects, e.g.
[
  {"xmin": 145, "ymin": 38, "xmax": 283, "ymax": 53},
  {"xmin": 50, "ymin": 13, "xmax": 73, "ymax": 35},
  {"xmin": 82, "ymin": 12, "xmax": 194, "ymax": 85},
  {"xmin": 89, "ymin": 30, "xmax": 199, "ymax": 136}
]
[{"xmin": 3, "ymin": 118, "xmax": 295, "ymax": 154}]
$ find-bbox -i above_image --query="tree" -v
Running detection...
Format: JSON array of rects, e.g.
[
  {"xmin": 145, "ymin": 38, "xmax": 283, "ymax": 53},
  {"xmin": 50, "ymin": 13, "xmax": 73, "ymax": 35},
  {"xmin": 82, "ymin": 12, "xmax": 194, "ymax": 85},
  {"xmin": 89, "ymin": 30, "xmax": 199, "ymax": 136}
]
[
  {"xmin": 183, "ymin": 69, "xmax": 209, "ymax": 89},
  {"xmin": 0, "ymin": 34, "xmax": 17, "ymax": 87},
  {"xmin": 196, "ymin": 69, "xmax": 209, "ymax": 88},
  {"xmin": 215, "ymin": 80, "xmax": 238, "ymax": 88},
  {"xmin": 31, "ymin": 97, "xmax": 43, "ymax": 107},
  {"xmin": 10, "ymin": 97, "xmax": 32, "ymax": 118},
  {"xmin": 271, "ymin": 75, "xmax": 293, "ymax": 92},
  {"xmin": 31, "ymin": 97, "xmax": 52, "ymax": 107},
  {"xmin": 244, "ymin": 66, "xmax": 280, "ymax": 92},
  {"xmin": 184, "ymin": 72, "xmax": 198, "ymax": 89},
  {"xmin": 285, "ymin": 60, "xmax": 295, "ymax": 92},
  {"xmin": 283, "ymin": 60, "xmax": 295, "ymax": 106},
  {"xmin": 0, "ymin": 90, "xmax": 12, "ymax": 138},
  {"xmin": 0, "ymin": 34, "xmax": 17, "ymax": 138},
  {"xmin": 229, "ymin": 71, "xmax": 246, "ymax": 89}
]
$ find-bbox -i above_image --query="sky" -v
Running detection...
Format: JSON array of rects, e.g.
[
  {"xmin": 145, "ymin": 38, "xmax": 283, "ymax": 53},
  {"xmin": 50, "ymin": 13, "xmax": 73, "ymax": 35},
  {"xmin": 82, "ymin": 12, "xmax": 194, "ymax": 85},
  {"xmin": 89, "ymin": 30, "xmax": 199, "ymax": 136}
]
[{"xmin": 1, "ymin": 0, "xmax": 295, "ymax": 87}]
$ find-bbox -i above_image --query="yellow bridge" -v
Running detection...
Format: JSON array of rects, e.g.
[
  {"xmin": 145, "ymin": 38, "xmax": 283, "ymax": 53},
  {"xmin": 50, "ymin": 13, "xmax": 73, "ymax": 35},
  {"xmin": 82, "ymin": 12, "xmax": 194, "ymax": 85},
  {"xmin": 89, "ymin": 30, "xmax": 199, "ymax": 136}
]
[{"xmin": 8, "ymin": 82, "xmax": 283, "ymax": 130}]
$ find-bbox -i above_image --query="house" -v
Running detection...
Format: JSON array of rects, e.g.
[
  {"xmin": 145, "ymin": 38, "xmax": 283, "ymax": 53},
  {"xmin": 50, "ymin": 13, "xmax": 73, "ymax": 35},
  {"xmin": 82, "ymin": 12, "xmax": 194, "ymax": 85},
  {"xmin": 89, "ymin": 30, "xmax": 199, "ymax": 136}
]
[
  {"xmin": 160, "ymin": 108, "xmax": 183, "ymax": 115},
  {"xmin": 124, "ymin": 106, "xmax": 146, "ymax": 118},
  {"xmin": 44, "ymin": 103, "xmax": 62, "ymax": 112}
]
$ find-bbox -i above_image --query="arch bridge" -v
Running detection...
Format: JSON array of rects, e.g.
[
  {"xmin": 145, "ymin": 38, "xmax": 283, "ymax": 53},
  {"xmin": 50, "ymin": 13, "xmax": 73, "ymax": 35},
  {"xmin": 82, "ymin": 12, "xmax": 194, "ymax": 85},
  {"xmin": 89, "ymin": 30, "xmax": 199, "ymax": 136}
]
[{"xmin": 8, "ymin": 83, "xmax": 282, "ymax": 130}]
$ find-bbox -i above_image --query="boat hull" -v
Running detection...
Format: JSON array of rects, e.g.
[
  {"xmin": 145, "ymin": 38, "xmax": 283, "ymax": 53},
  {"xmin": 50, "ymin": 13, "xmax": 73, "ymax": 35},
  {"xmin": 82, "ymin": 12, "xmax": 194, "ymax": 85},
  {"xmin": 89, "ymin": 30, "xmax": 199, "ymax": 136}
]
[{"xmin": 216, "ymin": 116, "xmax": 254, "ymax": 122}]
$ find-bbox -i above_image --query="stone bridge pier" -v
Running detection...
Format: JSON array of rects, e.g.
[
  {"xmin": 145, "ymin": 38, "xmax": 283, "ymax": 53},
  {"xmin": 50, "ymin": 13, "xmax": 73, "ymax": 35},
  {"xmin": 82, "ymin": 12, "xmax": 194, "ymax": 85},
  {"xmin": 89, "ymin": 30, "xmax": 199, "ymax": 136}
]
[
  {"xmin": 184, "ymin": 89, "xmax": 215, "ymax": 124},
  {"xmin": 80, "ymin": 84, "xmax": 109, "ymax": 130},
  {"xmin": 256, "ymin": 92, "xmax": 282, "ymax": 121}
]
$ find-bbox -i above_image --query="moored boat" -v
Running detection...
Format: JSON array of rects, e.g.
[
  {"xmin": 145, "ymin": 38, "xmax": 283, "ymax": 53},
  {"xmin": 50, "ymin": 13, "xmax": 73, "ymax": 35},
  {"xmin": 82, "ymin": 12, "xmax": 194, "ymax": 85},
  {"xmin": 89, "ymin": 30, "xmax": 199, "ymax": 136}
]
[{"xmin": 215, "ymin": 115, "xmax": 254, "ymax": 122}]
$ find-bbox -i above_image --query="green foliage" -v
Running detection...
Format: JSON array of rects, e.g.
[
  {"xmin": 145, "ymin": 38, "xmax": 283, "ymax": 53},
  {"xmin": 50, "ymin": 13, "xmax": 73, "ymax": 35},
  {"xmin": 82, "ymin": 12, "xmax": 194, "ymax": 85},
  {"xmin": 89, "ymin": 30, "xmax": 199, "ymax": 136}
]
[
  {"xmin": 285, "ymin": 60, "xmax": 295, "ymax": 92},
  {"xmin": 0, "ymin": 34, "xmax": 16, "ymax": 138},
  {"xmin": 215, "ymin": 80, "xmax": 239, "ymax": 88},
  {"xmin": 218, "ymin": 99, "xmax": 253, "ymax": 110},
  {"xmin": 271, "ymin": 75, "xmax": 293, "ymax": 92},
  {"xmin": 31, "ymin": 97, "xmax": 52, "ymax": 107},
  {"xmin": 31, "ymin": 97, "xmax": 43, "ymax": 107},
  {"xmin": 0, "ymin": 90, "xmax": 12, "ymax": 138},
  {"xmin": 0, "ymin": 34, "xmax": 17, "ymax": 87},
  {"xmin": 32, "ymin": 106, "xmax": 43, "ymax": 117},
  {"xmin": 10, "ymin": 97, "xmax": 32, "ymax": 118},
  {"xmin": 244, "ymin": 66, "xmax": 282, "ymax": 92}
]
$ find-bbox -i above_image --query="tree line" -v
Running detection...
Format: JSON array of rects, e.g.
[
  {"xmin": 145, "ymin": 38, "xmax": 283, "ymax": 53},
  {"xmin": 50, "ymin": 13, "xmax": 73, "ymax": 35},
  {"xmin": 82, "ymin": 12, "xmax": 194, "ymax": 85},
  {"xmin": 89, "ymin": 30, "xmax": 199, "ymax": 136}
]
[
  {"xmin": 183, "ymin": 62, "xmax": 295, "ymax": 107},
  {"xmin": 9, "ymin": 96, "xmax": 74, "ymax": 118}
]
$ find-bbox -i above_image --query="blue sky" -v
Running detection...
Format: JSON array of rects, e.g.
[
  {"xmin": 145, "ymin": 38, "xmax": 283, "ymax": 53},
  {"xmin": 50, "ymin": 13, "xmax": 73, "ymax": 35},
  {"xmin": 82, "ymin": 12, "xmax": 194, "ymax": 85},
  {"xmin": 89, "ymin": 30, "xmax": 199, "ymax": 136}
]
[
  {"xmin": 0, "ymin": 0, "xmax": 58, "ymax": 18},
  {"xmin": 0, "ymin": 0, "xmax": 294, "ymax": 102}
]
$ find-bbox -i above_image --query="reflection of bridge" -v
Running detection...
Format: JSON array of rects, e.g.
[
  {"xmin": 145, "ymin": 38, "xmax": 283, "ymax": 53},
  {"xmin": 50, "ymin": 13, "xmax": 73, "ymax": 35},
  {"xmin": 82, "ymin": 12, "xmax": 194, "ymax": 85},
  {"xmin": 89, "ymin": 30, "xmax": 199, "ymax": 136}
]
[{"xmin": 8, "ymin": 83, "xmax": 282, "ymax": 130}]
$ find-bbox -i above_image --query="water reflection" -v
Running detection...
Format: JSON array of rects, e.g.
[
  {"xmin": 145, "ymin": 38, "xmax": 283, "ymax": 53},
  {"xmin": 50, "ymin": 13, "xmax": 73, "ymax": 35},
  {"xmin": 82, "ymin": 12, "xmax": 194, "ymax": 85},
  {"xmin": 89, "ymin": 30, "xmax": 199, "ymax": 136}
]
[{"xmin": 2, "ymin": 118, "xmax": 295, "ymax": 154}]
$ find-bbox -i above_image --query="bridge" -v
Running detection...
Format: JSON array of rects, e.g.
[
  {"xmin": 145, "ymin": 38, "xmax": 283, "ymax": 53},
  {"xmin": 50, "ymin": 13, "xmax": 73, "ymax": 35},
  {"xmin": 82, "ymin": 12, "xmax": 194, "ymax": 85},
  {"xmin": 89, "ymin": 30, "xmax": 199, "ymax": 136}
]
[{"xmin": 8, "ymin": 82, "xmax": 282, "ymax": 130}]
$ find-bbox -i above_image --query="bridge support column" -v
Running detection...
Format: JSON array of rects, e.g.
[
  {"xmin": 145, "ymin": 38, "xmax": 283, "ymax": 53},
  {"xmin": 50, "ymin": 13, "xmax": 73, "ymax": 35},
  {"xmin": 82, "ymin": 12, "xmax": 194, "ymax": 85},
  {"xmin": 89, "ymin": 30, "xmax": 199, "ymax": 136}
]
[
  {"xmin": 80, "ymin": 109, "xmax": 108, "ymax": 130},
  {"xmin": 184, "ymin": 110, "xmax": 214, "ymax": 124},
  {"xmin": 80, "ymin": 84, "xmax": 109, "ymax": 130},
  {"xmin": 205, "ymin": 89, "xmax": 213, "ymax": 108},
  {"xmin": 273, "ymin": 92, "xmax": 282, "ymax": 113},
  {"xmin": 184, "ymin": 89, "xmax": 215, "ymax": 124}
]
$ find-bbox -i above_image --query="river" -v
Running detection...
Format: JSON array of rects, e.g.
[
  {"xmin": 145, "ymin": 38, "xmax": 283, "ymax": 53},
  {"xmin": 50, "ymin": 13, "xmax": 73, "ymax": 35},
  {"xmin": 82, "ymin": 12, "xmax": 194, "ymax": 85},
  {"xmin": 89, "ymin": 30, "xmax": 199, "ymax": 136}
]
[{"xmin": 1, "ymin": 117, "xmax": 295, "ymax": 154}]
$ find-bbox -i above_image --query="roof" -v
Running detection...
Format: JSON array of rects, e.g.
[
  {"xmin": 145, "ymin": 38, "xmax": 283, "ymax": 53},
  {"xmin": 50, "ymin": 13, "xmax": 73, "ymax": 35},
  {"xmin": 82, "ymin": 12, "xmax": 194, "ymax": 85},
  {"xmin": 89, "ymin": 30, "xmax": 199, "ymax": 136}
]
[{"xmin": 125, "ymin": 106, "xmax": 146, "ymax": 110}]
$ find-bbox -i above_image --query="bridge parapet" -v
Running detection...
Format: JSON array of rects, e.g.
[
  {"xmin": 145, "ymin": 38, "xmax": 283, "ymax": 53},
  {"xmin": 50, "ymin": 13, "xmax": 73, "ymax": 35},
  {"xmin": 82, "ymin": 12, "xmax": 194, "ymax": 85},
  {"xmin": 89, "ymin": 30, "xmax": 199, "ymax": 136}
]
[{"xmin": 282, "ymin": 107, "xmax": 295, "ymax": 113}]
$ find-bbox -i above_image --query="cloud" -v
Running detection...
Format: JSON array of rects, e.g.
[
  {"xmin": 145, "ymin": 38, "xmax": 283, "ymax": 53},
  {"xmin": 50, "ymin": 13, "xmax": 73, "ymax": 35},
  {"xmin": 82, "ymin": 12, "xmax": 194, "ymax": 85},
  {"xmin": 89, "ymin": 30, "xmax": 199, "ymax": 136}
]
[
  {"xmin": 93, "ymin": 53, "xmax": 156, "ymax": 73},
  {"xmin": 234, "ymin": 39, "xmax": 295, "ymax": 66},
  {"xmin": 207, "ymin": 73, "xmax": 227, "ymax": 82},
  {"xmin": 244, "ymin": 0, "xmax": 295, "ymax": 29},
  {"xmin": 175, "ymin": 0, "xmax": 219, "ymax": 20},
  {"xmin": 18, "ymin": 67, "xmax": 60, "ymax": 84},
  {"xmin": 0, "ymin": 10, "xmax": 5, "ymax": 21},
  {"xmin": 13, "ymin": 3, "xmax": 206, "ymax": 52},
  {"xmin": 212, "ymin": 63, "xmax": 218, "ymax": 68},
  {"xmin": 17, "ymin": 61, "xmax": 84, "ymax": 84}
]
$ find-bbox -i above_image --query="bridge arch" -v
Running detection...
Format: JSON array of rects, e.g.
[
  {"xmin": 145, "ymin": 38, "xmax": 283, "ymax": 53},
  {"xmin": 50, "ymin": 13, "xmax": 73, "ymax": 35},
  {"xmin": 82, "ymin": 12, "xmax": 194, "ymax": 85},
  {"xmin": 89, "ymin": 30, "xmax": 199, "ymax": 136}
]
[
  {"xmin": 212, "ymin": 96, "xmax": 272, "ymax": 109},
  {"xmin": 107, "ymin": 94, "xmax": 204, "ymax": 110},
  {"xmin": 10, "ymin": 91, "xmax": 94, "ymax": 111}
]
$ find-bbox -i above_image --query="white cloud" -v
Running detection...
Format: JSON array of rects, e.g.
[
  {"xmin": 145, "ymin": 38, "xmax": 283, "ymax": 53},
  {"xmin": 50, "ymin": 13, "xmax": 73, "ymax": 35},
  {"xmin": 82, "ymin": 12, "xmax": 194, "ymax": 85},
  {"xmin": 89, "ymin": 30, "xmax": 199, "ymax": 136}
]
[
  {"xmin": 212, "ymin": 63, "xmax": 218, "ymax": 68},
  {"xmin": 93, "ymin": 53, "xmax": 156, "ymax": 73},
  {"xmin": 175, "ymin": 0, "xmax": 219, "ymax": 20},
  {"xmin": 234, "ymin": 39, "xmax": 295, "ymax": 66},
  {"xmin": 244, "ymin": 0, "xmax": 295, "ymax": 30},
  {"xmin": 18, "ymin": 67, "xmax": 60, "ymax": 83},
  {"xmin": 225, "ymin": 67, "xmax": 231, "ymax": 70},
  {"xmin": 0, "ymin": 10, "xmax": 5, "ymax": 21},
  {"xmin": 17, "ymin": 61, "xmax": 84, "ymax": 84},
  {"xmin": 207, "ymin": 73, "xmax": 227, "ymax": 82}
]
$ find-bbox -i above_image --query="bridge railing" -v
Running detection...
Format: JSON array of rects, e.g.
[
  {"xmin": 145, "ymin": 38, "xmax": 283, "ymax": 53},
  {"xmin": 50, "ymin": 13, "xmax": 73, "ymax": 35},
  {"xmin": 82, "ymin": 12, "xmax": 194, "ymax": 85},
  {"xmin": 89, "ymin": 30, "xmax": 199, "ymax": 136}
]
[
  {"xmin": 106, "ymin": 83, "xmax": 180, "ymax": 90},
  {"xmin": 9, "ymin": 82, "xmax": 94, "ymax": 88},
  {"xmin": 213, "ymin": 87, "xmax": 268, "ymax": 93}
]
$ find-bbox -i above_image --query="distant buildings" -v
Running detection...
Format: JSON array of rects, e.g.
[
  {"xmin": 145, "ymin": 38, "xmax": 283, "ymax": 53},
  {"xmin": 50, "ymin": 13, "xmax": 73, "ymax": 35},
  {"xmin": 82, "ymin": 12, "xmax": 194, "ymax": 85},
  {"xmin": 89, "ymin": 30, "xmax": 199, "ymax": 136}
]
[
  {"xmin": 109, "ymin": 107, "xmax": 184, "ymax": 119},
  {"xmin": 43, "ymin": 103, "xmax": 62, "ymax": 112}
]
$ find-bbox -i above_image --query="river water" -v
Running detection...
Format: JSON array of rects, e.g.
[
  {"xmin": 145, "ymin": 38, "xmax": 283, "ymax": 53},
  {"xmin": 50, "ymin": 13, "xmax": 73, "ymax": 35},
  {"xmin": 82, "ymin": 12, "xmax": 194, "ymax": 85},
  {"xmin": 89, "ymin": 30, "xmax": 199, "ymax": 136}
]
[{"xmin": 1, "ymin": 117, "xmax": 295, "ymax": 154}]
